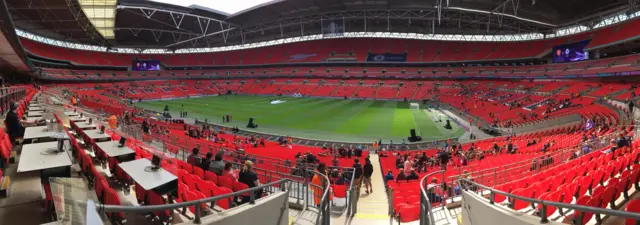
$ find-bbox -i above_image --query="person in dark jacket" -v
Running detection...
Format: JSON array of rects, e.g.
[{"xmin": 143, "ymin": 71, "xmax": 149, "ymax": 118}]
[
  {"xmin": 199, "ymin": 152, "xmax": 213, "ymax": 170},
  {"xmin": 352, "ymin": 158, "xmax": 363, "ymax": 194},
  {"xmin": 363, "ymin": 158, "xmax": 374, "ymax": 193},
  {"xmin": 395, "ymin": 168, "xmax": 406, "ymax": 181},
  {"xmin": 406, "ymin": 169, "xmax": 419, "ymax": 180},
  {"xmin": 4, "ymin": 102, "xmax": 40, "ymax": 145}
]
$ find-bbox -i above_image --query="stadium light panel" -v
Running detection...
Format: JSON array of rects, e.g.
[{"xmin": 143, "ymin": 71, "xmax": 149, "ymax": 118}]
[{"xmin": 78, "ymin": 0, "xmax": 117, "ymax": 39}]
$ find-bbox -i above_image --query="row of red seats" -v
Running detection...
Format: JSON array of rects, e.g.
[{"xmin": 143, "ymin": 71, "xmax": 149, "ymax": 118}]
[{"xmin": 491, "ymin": 131, "xmax": 639, "ymax": 224}]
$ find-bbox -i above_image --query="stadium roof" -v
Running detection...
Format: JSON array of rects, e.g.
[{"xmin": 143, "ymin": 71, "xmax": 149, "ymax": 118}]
[{"xmin": 6, "ymin": 0, "xmax": 640, "ymax": 49}]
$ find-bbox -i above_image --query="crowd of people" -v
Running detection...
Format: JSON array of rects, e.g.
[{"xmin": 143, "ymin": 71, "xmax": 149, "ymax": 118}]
[{"xmin": 186, "ymin": 148, "xmax": 262, "ymax": 203}]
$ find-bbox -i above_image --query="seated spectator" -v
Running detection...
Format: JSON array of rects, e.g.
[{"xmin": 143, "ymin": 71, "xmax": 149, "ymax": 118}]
[
  {"xmin": 406, "ymin": 169, "xmax": 419, "ymax": 180},
  {"xmin": 4, "ymin": 102, "xmax": 41, "ymax": 144},
  {"xmin": 209, "ymin": 150, "xmax": 225, "ymax": 175},
  {"xmin": 283, "ymin": 159, "xmax": 292, "ymax": 167},
  {"xmin": 335, "ymin": 172, "xmax": 349, "ymax": 185},
  {"xmin": 395, "ymin": 168, "xmax": 406, "ymax": 181},
  {"xmin": 223, "ymin": 162, "xmax": 237, "ymax": 180},
  {"xmin": 199, "ymin": 152, "xmax": 213, "ymax": 170},
  {"xmin": 238, "ymin": 160, "xmax": 261, "ymax": 203},
  {"xmin": 426, "ymin": 178, "xmax": 443, "ymax": 203},
  {"xmin": 186, "ymin": 148, "xmax": 201, "ymax": 166},
  {"xmin": 384, "ymin": 170, "xmax": 394, "ymax": 183}
]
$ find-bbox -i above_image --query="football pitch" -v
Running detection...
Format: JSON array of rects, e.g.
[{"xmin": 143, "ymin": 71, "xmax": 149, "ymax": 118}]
[{"xmin": 135, "ymin": 95, "xmax": 465, "ymax": 143}]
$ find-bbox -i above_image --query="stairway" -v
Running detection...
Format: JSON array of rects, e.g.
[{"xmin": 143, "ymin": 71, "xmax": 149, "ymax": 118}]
[
  {"xmin": 352, "ymin": 154, "xmax": 390, "ymax": 220},
  {"xmin": 327, "ymin": 84, "xmax": 340, "ymax": 96},
  {"xmin": 373, "ymin": 86, "xmax": 382, "ymax": 99},
  {"xmin": 331, "ymin": 154, "xmax": 391, "ymax": 225},
  {"xmin": 410, "ymin": 87, "xmax": 421, "ymax": 100},
  {"xmin": 350, "ymin": 85, "xmax": 361, "ymax": 98}
]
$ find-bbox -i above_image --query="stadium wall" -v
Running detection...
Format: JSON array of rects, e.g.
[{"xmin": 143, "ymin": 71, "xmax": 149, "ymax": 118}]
[{"xmin": 461, "ymin": 190, "xmax": 565, "ymax": 225}]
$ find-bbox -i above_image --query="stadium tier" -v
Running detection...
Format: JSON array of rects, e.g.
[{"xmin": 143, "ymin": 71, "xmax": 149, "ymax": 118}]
[
  {"xmin": 19, "ymin": 17, "xmax": 640, "ymax": 67},
  {"xmin": 37, "ymin": 51, "xmax": 640, "ymax": 80}
]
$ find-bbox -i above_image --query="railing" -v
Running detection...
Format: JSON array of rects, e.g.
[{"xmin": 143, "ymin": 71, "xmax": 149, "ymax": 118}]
[
  {"xmin": 96, "ymin": 179, "xmax": 292, "ymax": 224},
  {"xmin": 123, "ymin": 125, "xmax": 337, "ymax": 225},
  {"xmin": 418, "ymin": 170, "xmax": 446, "ymax": 225},
  {"xmin": 0, "ymin": 87, "xmax": 26, "ymax": 114},
  {"xmin": 457, "ymin": 178, "xmax": 640, "ymax": 224},
  {"xmin": 446, "ymin": 126, "xmax": 632, "ymax": 188}
]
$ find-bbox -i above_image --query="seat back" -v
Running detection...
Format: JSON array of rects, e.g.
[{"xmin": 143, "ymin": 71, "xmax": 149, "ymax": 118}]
[{"xmin": 218, "ymin": 176, "xmax": 234, "ymax": 190}]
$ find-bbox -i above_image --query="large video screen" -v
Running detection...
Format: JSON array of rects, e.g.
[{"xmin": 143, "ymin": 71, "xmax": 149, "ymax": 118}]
[
  {"xmin": 552, "ymin": 40, "xmax": 591, "ymax": 63},
  {"xmin": 132, "ymin": 60, "xmax": 161, "ymax": 71}
]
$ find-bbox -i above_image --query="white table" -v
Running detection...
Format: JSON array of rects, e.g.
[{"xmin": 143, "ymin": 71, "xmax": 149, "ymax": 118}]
[
  {"xmin": 74, "ymin": 122, "xmax": 97, "ymax": 130},
  {"xmin": 64, "ymin": 111, "xmax": 79, "ymax": 116},
  {"xmin": 17, "ymin": 141, "xmax": 72, "ymax": 173},
  {"xmin": 83, "ymin": 130, "xmax": 111, "ymax": 142},
  {"xmin": 24, "ymin": 126, "xmax": 66, "ymax": 142},
  {"xmin": 118, "ymin": 159, "xmax": 178, "ymax": 192},
  {"xmin": 68, "ymin": 116, "xmax": 87, "ymax": 122},
  {"xmin": 29, "ymin": 103, "xmax": 43, "ymax": 108},
  {"xmin": 28, "ymin": 106, "xmax": 44, "ymax": 111},
  {"xmin": 27, "ymin": 111, "xmax": 43, "ymax": 117},
  {"xmin": 95, "ymin": 141, "xmax": 136, "ymax": 163}
]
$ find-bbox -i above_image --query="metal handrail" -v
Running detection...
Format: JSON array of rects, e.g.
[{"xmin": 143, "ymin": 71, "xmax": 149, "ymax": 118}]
[
  {"xmin": 447, "ymin": 126, "xmax": 633, "ymax": 186},
  {"xmin": 419, "ymin": 170, "xmax": 445, "ymax": 225},
  {"xmin": 97, "ymin": 179, "xmax": 291, "ymax": 224},
  {"xmin": 458, "ymin": 178, "xmax": 640, "ymax": 223}
]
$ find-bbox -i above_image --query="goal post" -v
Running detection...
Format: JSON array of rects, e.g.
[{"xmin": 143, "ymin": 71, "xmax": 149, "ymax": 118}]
[{"xmin": 410, "ymin": 103, "xmax": 420, "ymax": 111}]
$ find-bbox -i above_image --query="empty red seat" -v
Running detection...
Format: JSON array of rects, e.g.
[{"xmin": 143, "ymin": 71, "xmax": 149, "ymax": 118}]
[
  {"xmin": 217, "ymin": 176, "xmax": 234, "ymax": 190},
  {"xmin": 625, "ymin": 200, "xmax": 640, "ymax": 225}
]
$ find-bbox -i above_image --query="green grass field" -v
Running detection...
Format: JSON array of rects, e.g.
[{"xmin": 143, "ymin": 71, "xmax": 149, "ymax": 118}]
[{"xmin": 135, "ymin": 95, "xmax": 465, "ymax": 143}]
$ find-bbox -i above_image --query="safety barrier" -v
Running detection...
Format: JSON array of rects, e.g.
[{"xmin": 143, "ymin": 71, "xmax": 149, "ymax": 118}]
[
  {"xmin": 0, "ymin": 87, "xmax": 26, "ymax": 113},
  {"xmin": 96, "ymin": 179, "xmax": 292, "ymax": 224},
  {"xmin": 452, "ymin": 126, "xmax": 633, "ymax": 186},
  {"xmin": 457, "ymin": 178, "xmax": 640, "ymax": 224},
  {"xmin": 419, "ymin": 170, "xmax": 446, "ymax": 225}
]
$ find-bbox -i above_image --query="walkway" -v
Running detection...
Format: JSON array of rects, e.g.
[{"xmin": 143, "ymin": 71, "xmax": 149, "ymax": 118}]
[
  {"xmin": 440, "ymin": 109, "xmax": 493, "ymax": 143},
  {"xmin": 332, "ymin": 154, "xmax": 391, "ymax": 225}
]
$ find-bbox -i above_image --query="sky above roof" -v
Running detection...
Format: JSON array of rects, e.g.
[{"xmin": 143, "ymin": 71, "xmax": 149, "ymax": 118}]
[{"xmin": 149, "ymin": 0, "xmax": 273, "ymax": 14}]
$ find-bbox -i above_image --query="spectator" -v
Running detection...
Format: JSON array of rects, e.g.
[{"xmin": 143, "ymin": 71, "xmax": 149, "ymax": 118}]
[
  {"xmin": 426, "ymin": 178, "xmax": 443, "ymax": 203},
  {"xmin": 238, "ymin": 160, "xmax": 261, "ymax": 203},
  {"xmin": 406, "ymin": 169, "xmax": 419, "ymax": 180},
  {"xmin": 617, "ymin": 134, "xmax": 630, "ymax": 148},
  {"xmin": 384, "ymin": 170, "xmax": 395, "ymax": 183},
  {"xmin": 332, "ymin": 156, "xmax": 339, "ymax": 167},
  {"xmin": 403, "ymin": 156, "xmax": 413, "ymax": 175},
  {"xmin": 353, "ymin": 158, "xmax": 363, "ymax": 194},
  {"xmin": 142, "ymin": 119, "xmax": 150, "ymax": 134},
  {"xmin": 107, "ymin": 114, "xmax": 118, "ymax": 129},
  {"xmin": 199, "ymin": 152, "xmax": 213, "ymax": 171},
  {"xmin": 395, "ymin": 168, "xmax": 406, "ymax": 181},
  {"xmin": 363, "ymin": 158, "xmax": 374, "ymax": 194},
  {"xmin": 209, "ymin": 150, "xmax": 225, "ymax": 175},
  {"xmin": 311, "ymin": 163, "xmax": 332, "ymax": 207},
  {"xmin": 335, "ymin": 172, "xmax": 349, "ymax": 185},
  {"xmin": 223, "ymin": 162, "xmax": 237, "ymax": 180},
  {"xmin": 437, "ymin": 150, "xmax": 450, "ymax": 171},
  {"xmin": 4, "ymin": 102, "xmax": 40, "ymax": 145},
  {"xmin": 186, "ymin": 148, "xmax": 201, "ymax": 166}
]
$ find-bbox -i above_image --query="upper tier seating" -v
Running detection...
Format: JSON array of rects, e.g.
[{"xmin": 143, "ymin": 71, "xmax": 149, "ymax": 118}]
[
  {"xmin": 21, "ymin": 17, "xmax": 640, "ymax": 67},
  {"xmin": 38, "ymin": 52, "xmax": 640, "ymax": 81}
]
